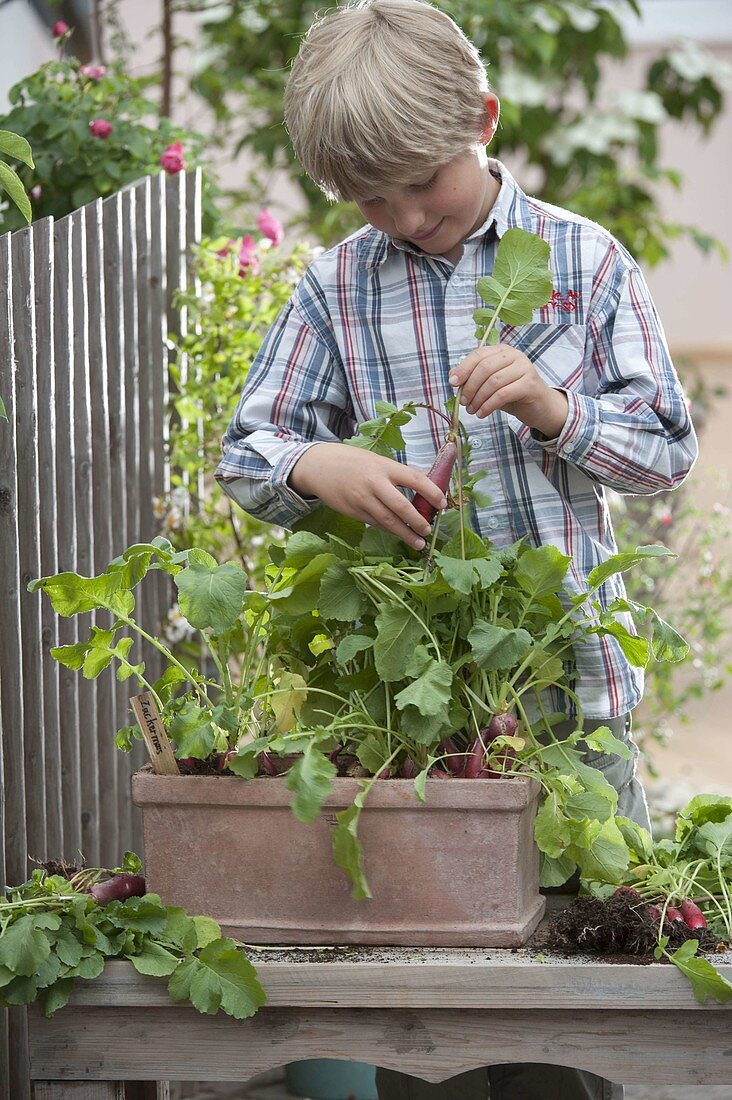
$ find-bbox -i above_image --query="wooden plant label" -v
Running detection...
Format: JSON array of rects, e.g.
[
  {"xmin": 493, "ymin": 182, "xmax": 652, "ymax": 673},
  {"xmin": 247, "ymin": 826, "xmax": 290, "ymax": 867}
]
[{"xmin": 130, "ymin": 692, "xmax": 179, "ymax": 775}]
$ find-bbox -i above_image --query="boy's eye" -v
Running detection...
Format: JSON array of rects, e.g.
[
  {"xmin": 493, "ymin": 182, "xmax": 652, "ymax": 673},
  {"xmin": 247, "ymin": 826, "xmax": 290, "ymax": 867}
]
[
  {"xmin": 411, "ymin": 173, "xmax": 438, "ymax": 192},
  {"xmin": 360, "ymin": 172, "xmax": 438, "ymax": 206}
]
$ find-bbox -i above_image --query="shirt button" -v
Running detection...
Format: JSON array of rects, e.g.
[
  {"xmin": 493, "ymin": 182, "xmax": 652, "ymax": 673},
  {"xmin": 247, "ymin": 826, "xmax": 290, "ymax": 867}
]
[
  {"xmin": 487, "ymin": 516, "xmax": 499, "ymax": 530},
  {"xmin": 469, "ymin": 435, "xmax": 482, "ymax": 450}
]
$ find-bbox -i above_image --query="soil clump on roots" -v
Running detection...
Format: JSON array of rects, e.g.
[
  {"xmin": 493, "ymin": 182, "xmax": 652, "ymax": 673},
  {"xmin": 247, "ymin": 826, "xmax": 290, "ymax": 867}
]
[{"xmin": 534, "ymin": 894, "xmax": 723, "ymax": 961}]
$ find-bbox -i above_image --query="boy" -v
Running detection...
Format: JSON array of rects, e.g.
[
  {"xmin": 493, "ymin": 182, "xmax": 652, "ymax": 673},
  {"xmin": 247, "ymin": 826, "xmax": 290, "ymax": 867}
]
[{"xmin": 216, "ymin": 2, "xmax": 697, "ymax": 1096}]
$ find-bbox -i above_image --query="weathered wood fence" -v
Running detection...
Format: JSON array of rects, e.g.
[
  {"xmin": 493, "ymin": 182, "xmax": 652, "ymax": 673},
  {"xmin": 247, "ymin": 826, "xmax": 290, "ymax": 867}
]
[{"xmin": 0, "ymin": 169, "xmax": 202, "ymax": 1100}]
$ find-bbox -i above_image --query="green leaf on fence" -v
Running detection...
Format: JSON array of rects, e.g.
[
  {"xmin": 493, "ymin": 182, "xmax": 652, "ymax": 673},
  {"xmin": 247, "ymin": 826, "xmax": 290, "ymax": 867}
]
[
  {"xmin": 0, "ymin": 160, "xmax": 31, "ymax": 225},
  {"xmin": 0, "ymin": 129, "xmax": 34, "ymax": 168}
]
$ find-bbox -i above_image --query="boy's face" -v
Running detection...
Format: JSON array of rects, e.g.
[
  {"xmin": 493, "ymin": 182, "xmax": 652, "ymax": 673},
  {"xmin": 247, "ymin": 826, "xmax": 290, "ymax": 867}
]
[{"xmin": 353, "ymin": 95, "xmax": 500, "ymax": 264}]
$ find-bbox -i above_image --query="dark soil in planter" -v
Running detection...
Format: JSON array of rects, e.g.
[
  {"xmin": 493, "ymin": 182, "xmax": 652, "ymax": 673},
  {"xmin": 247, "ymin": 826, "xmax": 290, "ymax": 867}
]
[{"xmin": 531, "ymin": 893, "xmax": 726, "ymax": 962}]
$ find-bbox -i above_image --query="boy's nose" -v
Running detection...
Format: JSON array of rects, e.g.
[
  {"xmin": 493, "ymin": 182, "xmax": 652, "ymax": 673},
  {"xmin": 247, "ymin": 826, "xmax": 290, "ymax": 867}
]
[{"xmin": 392, "ymin": 205, "xmax": 427, "ymax": 238}]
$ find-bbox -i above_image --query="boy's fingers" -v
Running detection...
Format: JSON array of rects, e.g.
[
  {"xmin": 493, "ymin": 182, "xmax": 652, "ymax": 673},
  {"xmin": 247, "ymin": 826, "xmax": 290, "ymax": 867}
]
[
  {"xmin": 475, "ymin": 378, "xmax": 526, "ymax": 418},
  {"xmin": 467, "ymin": 365, "xmax": 522, "ymax": 413},
  {"xmin": 395, "ymin": 463, "xmax": 449, "ymax": 508},
  {"xmin": 365, "ymin": 502, "xmax": 426, "ymax": 550},
  {"xmin": 381, "ymin": 485, "xmax": 432, "ymax": 537},
  {"xmin": 449, "ymin": 346, "xmax": 508, "ymax": 388}
]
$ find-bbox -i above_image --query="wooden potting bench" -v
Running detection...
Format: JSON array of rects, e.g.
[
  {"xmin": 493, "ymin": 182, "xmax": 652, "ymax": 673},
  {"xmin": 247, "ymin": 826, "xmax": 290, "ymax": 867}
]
[{"xmin": 26, "ymin": 928, "xmax": 732, "ymax": 1099}]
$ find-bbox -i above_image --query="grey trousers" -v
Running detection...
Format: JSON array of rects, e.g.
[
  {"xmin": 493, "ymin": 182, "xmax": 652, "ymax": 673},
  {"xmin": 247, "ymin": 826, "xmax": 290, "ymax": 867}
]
[{"xmin": 376, "ymin": 713, "xmax": 650, "ymax": 1100}]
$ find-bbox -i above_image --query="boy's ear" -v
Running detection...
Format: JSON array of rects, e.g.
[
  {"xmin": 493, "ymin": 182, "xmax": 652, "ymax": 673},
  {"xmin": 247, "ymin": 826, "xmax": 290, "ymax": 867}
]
[{"xmin": 480, "ymin": 92, "xmax": 500, "ymax": 144}]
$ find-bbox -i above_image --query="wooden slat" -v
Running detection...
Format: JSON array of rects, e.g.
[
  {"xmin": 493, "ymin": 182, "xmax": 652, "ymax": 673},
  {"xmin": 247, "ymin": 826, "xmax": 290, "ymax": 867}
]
[
  {"xmin": 33, "ymin": 1084, "xmax": 124, "ymax": 1099},
  {"xmin": 2, "ymin": 231, "xmax": 33, "ymax": 1100},
  {"xmin": 120, "ymin": 187, "xmax": 147, "ymax": 856},
  {"xmin": 147, "ymin": 175, "xmax": 168, "ymax": 690},
  {"xmin": 33, "ymin": 218, "xmax": 63, "ymax": 860},
  {"xmin": 0, "ymin": 230, "xmax": 27, "ymax": 890},
  {"xmin": 27, "ymin": 1004, "xmax": 732, "ymax": 1086},
  {"xmin": 71, "ymin": 954, "xmax": 732, "ymax": 1011},
  {"xmin": 53, "ymin": 214, "xmax": 82, "ymax": 861},
  {"xmin": 102, "ymin": 193, "xmax": 133, "ymax": 856},
  {"xmin": 164, "ymin": 171, "xmax": 186, "ymax": 422},
  {"xmin": 149, "ymin": 174, "xmax": 169, "ymax": 505},
  {"xmin": 134, "ymin": 178, "xmax": 153, "ymax": 547},
  {"xmin": 0, "ymin": 679, "xmax": 8, "ymax": 1100},
  {"xmin": 85, "ymin": 201, "xmax": 118, "ymax": 867},
  {"xmin": 185, "ymin": 169, "xmax": 204, "ymax": 505},
  {"xmin": 70, "ymin": 209, "xmax": 100, "ymax": 868},
  {"xmin": 11, "ymin": 226, "xmax": 47, "ymax": 864}
]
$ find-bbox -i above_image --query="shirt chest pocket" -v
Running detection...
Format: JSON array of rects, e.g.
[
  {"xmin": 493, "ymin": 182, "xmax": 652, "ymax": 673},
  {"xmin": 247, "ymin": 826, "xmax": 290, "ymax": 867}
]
[{"xmin": 501, "ymin": 322, "xmax": 586, "ymax": 391}]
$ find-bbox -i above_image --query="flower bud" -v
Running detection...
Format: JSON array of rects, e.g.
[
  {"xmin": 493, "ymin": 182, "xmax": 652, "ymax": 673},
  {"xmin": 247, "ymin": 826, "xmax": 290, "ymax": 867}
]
[
  {"xmin": 160, "ymin": 142, "xmax": 186, "ymax": 175},
  {"xmin": 80, "ymin": 64, "xmax": 107, "ymax": 81},
  {"xmin": 89, "ymin": 118, "xmax": 113, "ymax": 139},
  {"xmin": 52, "ymin": 20, "xmax": 70, "ymax": 38}
]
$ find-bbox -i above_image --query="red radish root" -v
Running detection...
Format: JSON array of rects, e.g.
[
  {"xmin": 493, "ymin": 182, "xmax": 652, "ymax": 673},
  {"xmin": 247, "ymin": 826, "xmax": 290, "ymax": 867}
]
[
  {"xmin": 679, "ymin": 899, "xmax": 707, "ymax": 930},
  {"xmin": 412, "ymin": 439, "xmax": 457, "ymax": 523},
  {"xmin": 90, "ymin": 873, "xmax": 146, "ymax": 905}
]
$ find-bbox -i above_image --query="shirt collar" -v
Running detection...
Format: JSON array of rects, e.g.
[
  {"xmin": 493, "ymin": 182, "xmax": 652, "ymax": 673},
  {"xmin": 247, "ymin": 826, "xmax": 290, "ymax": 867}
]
[{"xmin": 355, "ymin": 158, "xmax": 534, "ymax": 271}]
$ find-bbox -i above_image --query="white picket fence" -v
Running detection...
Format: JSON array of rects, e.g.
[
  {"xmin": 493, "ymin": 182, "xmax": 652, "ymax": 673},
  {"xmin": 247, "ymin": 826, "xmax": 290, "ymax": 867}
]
[{"xmin": 0, "ymin": 169, "xmax": 202, "ymax": 1099}]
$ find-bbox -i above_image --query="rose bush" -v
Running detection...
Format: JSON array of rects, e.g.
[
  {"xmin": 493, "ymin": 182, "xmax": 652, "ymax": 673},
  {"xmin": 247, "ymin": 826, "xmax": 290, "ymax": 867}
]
[{"xmin": 0, "ymin": 43, "xmax": 218, "ymax": 233}]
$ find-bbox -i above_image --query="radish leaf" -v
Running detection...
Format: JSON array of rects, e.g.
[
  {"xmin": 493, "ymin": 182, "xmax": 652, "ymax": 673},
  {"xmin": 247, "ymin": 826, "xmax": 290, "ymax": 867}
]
[
  {"xmin": 475, "ymin": 228, "xmax": 553, "ymax": 326},
  {"xmin": 667, "ymin": 941, "xmax": 732, "ymax": 1004}
]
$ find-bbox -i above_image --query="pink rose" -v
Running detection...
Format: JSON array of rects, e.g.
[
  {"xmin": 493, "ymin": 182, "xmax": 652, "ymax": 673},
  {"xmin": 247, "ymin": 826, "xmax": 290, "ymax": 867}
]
[
  {"xmin": 160, "ymin": 142, "xmax": 186, "ymax": 175},
  {"xmin": 257, "ymin": 207, "xmax": 284, "ymax": 246},
  {"xmin": 89, "ymin": 119, "xmax": 113, "ymax": 139},
  {"xmin": 29, "ymin": 185, "xmax": 42, "ymax": 202},
  {"xmin": 52, "ymin": 20, "xmax": 70, "ymax": 38},
  {"xmin": 80, "ymin": 64, "xmax": 107, "ymax": 81},
  {"xmin": 238, "ymin": 235, "xmax": 260, "ymax": 278}
]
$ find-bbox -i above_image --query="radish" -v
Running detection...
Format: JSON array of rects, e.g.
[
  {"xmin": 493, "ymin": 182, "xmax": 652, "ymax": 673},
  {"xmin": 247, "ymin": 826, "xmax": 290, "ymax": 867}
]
[
  {"xmin": 438, "ymin": 737, "xmax": 464, "ymax": 776},
  {"xmin": 90, "ymin": 873, "xmax": 146, "ymax": 905},
  {"xmin": 645, "ymin": 904, "xmax": 662, "ymax": 923},
  {"xmin": 216, "ymin": 749, "xmax": 236, "ymax": 772},
  {"xmin": 400, "ymin": 757, "xmax": 419, "ymax": 779},
  {"xmin": 666, "ymin": 906, "xmax": 685, "ymax": 923},
  {"xmin": 412, "ymin": 439, "xmax": 457, "ymax": 523},
  {"xmin": 486, "ymin": 713, "xmax": 518, "ymax": 738},
  {"xmin": 258, "ymin": 751, "xmax": 279, "ymax": 776},
  {"xmin": 464, "ymin": 737, "xmax": 485, "ymax": 779},
  {"xmin": 613, "ymin": 886, "xmax": 644, "ymax": 905},
  {"xmin": 679, "ymin": 899, "xmax": 707, "ymax": 930}
]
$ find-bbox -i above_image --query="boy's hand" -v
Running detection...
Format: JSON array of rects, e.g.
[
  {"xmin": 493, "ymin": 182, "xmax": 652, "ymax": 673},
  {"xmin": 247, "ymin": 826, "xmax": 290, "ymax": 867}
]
[
  {"xmin": 449, "ymin": 346, "xmax": 569, "ymax": 439},
  {"xmin": 288, "ymin": 443, "xmax": 447, "ymax": 550}
]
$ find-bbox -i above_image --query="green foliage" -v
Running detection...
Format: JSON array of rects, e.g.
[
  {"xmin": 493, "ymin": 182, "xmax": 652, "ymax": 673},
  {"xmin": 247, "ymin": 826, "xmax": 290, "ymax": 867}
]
[
  {"xmin": 0, "ymin": 59, "xmax": 217, "ymax": 234},
  {"xmin": 609, "ymin": 366, "xmax": 732, "ymax": 766},
  {"xmin": 161, "ymin": 234, "xmax": 317, "ymax": 574},
  {"xmin": 29, "ymin": 228, "xmax": 690, "ymax": 907},
  {"xmin": 188, "ymin": 0, "xmax": 728, "ymax": 264},
  {"xmin": 0, "ymin": 129, "xmax": 34, "ymax": 223},
  {"xmin": 29, "ymin": 535, "xmax": 307, "ymax": 762},
  {"xmin": 0, "ymin": 856, "xmax": 265, "ymax": 1019},
  {"xmin": 588, "ymin": 796, "xmax": 732, "ymax": 1003}
]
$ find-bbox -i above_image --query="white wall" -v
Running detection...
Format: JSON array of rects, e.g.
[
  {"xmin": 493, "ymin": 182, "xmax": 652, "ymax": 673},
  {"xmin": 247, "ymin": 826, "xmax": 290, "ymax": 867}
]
[{"xmin": 0, "ymin": 0, "xmax": 55, "ymax": 111}]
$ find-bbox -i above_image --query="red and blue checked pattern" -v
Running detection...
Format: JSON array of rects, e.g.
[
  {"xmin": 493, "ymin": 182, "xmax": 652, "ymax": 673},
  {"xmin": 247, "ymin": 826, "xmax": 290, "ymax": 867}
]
[{"xmin": 216, "ymin": 159, "xmax": 697, "ymax": 720}]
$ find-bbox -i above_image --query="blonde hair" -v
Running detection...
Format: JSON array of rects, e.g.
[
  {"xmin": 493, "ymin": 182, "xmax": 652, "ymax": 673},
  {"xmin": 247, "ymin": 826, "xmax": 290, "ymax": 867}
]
[{"xmin": 284, "ymin": 0, "xmax": 490, "ymax": 202}]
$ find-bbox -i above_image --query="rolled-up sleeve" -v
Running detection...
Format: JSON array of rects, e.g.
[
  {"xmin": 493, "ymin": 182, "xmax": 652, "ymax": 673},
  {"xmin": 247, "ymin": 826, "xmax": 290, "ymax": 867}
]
[
  {"xmin": 537, "ymin": 251, "xmax": 698, "ymax": 495},
  {"xmin": 215, "ymin": 293, "xmax": 354, "ymax": 528}
]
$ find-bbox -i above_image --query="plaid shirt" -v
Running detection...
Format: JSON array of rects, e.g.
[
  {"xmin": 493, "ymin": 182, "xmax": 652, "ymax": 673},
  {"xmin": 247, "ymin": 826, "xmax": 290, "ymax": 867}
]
[{"xmin": 216, "ymin": 158, "xmax": 697, "ymax": 719}]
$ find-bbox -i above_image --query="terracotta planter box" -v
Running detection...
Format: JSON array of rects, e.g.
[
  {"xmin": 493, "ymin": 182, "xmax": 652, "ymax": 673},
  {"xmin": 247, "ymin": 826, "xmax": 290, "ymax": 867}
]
[{"xmin": 131, "ymin": 769, "xmax": 545, "ymax": 947}]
